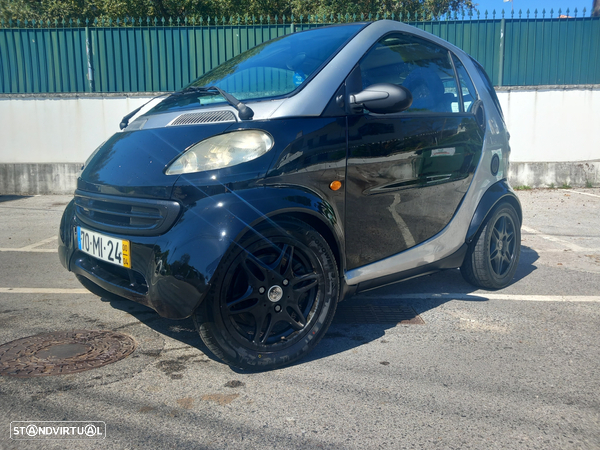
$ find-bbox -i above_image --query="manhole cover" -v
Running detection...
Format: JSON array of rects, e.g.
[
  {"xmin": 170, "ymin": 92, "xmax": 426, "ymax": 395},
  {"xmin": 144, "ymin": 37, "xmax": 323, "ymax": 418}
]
[
  {"xmin": 0, "ymin": 330, "xmax": 136, "ymax": 377},
  {"xmin": 334, "ymin": 304, "xmax": 424, "ymax": 324}
]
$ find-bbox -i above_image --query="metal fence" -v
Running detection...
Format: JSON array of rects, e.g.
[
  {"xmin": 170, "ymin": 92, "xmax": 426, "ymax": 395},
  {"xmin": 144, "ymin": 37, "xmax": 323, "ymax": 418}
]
[{"xmin": 1, "ymin": 10, "xmax": 599, "ymax": 94}]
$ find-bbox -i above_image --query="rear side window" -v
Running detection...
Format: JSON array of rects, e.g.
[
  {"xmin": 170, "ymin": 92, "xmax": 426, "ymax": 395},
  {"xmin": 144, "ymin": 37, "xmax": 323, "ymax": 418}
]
[
  {"xmin": 471, "ymin": 58, "xmax": 504, "ymax": 119},
  {"xmin": 452, "ymin": 55, "xmax": 477, "ymax": 112},
  {"xmin": 359, "ymin": 33, "xmax": 460, "ymax": 114}
]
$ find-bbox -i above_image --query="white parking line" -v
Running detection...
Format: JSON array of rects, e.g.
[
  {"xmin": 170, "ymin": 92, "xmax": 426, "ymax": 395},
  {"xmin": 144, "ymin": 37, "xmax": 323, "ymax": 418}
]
[
  {"xmin": 0, "ymin": 236, "xmax": 58, "ymax": 252},
  {"xmin": 2, "ymin": 289, "xmax": 596, "ymax": 302},
  {"xmin": 19, "ymin": 236, "xmax": 58, "ymax": 250},
  {"xmin": 521, "ymin": 225, "xmax": 597, "ymax": 252},
  {"xmin": 521, "ymin": 247, "xmax": 575, "ymax": 253},
  {"xmin": 563, "ymin": 189, "xmax": 600, "ymax": 199},
  {"xmin": 0, "ymin": 288, "xmax": 90, "ymax": 294},
  {"xmin": 0, "ymin": 248, "xmax": 58, "ymax": 253},
  {"xmin": 368, "ymin": 293, "xmax": 600, "ymax": 302}
]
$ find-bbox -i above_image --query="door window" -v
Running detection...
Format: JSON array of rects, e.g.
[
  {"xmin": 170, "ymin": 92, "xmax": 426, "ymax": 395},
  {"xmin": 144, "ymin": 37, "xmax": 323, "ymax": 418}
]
[{"xmin": 359, "ymin": 33, "xmax": 459, "ymax": 114}]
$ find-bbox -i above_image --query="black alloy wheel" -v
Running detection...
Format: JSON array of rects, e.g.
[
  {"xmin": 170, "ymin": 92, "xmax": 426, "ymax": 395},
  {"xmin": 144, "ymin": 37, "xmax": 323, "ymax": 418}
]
[
  {"xmin": 489, "ymin": 214, "xmax": 517, "ymax": 277},
  {"xmin": 461, "ymin": 202, "xmax": 521, "ymax": 290},
  {"xmin": 194, "ymin": 218, "xmax": 339, "ymax": 370}
]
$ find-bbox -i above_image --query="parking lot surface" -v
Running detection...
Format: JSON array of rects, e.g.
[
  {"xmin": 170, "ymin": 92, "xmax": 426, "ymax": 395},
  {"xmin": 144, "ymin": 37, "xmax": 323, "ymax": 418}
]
[{"xmin": 0, "ymin": 189, "xmax": 599, "ymax": 449}]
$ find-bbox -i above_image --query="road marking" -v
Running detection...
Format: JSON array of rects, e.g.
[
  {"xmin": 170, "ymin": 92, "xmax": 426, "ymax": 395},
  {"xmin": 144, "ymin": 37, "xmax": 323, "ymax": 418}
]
[
  {"xmin": 2, "ymin": 289, "xmax": 598, "ymax": 303},
  {"xmin": 0, "ymin": 248, "xmax": 57, "ymax": 253},
  {"xmin": 367, "ymin": 293, "xmax": 600, "ymax": 302},
  {"xmin": 521, "ymin": 225, "xmax": 594, "ymax": 252},
  {"xmin": 0, "ymin": 288, "xmax": 90, "ymax": 294},
  {"xmin": 563, "ymin": 189, "xmax": 600, "ymax": 199},
  {"xmin": 522, "ymin": 247, "xmax": 578, "ymax": 253},
  {"xmin": 20, "ymin": 236, "xmax": 58, "ymax": 250},
  {"xmin": 0, "ymin": 236, "xmax": 58, "ymax": 252}
]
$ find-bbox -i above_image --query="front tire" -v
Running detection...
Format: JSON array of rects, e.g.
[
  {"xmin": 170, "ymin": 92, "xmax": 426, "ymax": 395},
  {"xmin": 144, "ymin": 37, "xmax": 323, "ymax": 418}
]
[
  {"xmin": 461, "ymin": 202, "xmax": 521, "ymax": 290},
  {"xmin": 194, "ymin": 218, "xmax": 339, "ymax": 371}
]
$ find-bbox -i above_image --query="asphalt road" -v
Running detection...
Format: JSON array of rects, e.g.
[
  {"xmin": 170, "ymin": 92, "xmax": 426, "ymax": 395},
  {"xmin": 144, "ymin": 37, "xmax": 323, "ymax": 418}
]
[{"xmin": 0, "ymin": 189, "xmax": 599, "ymax": 450}]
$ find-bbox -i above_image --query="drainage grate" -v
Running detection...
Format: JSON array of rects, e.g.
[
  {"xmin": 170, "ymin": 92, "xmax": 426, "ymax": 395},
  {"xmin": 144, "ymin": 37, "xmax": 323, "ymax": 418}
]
[
  {"xmin": 333, "ymin": 304, "xmax": 424, "ymax": 325},
  {"xmin": 0, "ymin": 330, "xmax": 136, "ymax": 377}
]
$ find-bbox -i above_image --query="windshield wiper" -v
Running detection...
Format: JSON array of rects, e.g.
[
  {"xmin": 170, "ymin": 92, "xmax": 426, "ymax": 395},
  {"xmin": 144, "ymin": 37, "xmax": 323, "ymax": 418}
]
[
  {"xmin": 119, "ymin": 93, "xmax": 169, "ymax": 130},
  {"xmin": 175, "ymin": 86, "xmax": 254, "ymax": 120}
]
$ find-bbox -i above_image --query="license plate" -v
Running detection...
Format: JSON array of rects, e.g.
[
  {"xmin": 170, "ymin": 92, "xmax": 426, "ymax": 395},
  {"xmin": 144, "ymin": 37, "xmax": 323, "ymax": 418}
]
[{"xmin": 77, "ymin": 226, "xmax": 131, "ymax": 268}]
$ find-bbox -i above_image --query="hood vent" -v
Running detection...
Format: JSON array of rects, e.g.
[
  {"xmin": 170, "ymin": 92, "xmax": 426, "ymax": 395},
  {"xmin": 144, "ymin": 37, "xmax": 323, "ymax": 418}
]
[{"xmin": 169, "ymin": 110, "xmax": 237, "ymax": 126}]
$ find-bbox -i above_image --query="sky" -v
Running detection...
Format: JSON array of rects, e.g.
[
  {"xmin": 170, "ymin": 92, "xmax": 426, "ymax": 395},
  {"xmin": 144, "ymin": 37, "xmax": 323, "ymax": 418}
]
[{"xmin": 471, "ymin": 0, "xmax": 592, "ymax": 16}]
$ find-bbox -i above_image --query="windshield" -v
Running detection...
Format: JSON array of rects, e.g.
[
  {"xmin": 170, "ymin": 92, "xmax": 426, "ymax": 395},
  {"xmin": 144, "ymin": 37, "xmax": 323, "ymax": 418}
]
[{"xmin": 151, "ymin": 24, "xmax": 365, "ymax": 113}]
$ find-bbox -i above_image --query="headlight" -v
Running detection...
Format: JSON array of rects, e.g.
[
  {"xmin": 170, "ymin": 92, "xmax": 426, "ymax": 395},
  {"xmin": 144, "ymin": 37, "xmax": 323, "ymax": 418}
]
[{"xmin": 165, "ymin": 130, "xmax": 274, "ymax": 175}]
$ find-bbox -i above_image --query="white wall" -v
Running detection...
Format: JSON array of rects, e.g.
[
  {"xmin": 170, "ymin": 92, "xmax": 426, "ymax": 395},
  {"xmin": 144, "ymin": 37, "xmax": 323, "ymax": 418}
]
[
  {"xmin": 0, "ymin": 88, "xmax": 598, "ymax": 165},
  {"xmin": 0, "ymin": 96, "xmax": 151, "ymax": 164},
  {"xmin": 496, "ymin": 88, "xmax": 600, "ymax": 163}
]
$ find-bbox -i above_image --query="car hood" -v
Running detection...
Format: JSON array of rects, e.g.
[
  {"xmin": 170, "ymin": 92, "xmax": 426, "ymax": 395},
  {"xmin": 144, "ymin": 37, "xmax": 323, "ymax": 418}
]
[{"xmin": 78, "ymin": 123, "xmax": 232, "ymax": 199}]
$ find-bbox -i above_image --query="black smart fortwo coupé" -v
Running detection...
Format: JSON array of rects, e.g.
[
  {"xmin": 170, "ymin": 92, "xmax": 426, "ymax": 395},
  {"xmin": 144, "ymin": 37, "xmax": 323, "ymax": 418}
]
[{"xmin": 59, "ymin": 20, "xmax": 521, "ymax": 370}]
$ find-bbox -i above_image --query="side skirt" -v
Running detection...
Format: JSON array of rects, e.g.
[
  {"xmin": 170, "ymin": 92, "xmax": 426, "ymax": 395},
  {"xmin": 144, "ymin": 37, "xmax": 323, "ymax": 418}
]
[{"xmin": 350, "ymin": 244, "xmax": 468, "ymax": 295}]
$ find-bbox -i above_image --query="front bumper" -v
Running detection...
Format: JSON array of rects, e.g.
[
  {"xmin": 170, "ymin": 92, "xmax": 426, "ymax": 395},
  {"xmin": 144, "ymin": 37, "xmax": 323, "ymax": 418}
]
[{"xmin": 58, "ymin": 197, "xmax": 228, "ymax": 319}]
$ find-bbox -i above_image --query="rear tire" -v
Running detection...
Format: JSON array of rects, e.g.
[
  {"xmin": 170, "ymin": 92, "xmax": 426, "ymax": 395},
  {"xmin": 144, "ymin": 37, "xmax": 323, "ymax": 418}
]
[
  {"xmin": 461, "ymin": 202, "xmax": 521, "ymax": 290},
  {"xmin": 194, "ymin": 218, "xmax": 339, "ymax": 371}
]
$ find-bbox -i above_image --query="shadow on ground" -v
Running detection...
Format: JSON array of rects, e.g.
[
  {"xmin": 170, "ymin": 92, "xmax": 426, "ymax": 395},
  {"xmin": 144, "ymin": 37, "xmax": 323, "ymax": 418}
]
[
  {"xmin": 100, "ymin": 246, "xmax": 539, "ymax": 372},
  {"xmin": 0, "ymin": 195, "xmax": 33, "ymax": 203}
]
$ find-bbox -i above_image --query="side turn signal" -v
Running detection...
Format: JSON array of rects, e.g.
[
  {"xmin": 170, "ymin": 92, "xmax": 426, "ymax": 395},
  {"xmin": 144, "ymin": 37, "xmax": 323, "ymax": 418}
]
[{"xmin": 329, "ymin": 180, "xmax": 342, "ymax": 191}]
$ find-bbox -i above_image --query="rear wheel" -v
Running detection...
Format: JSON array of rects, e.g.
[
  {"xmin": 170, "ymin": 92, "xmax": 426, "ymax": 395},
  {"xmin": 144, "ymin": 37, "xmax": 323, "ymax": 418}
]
[
  {"xmin": 461, "ymin": 202, "xmax": 521, "ymax": 289},
  {"xmin": 194, "ymin": 218, "xmax": 339, "ymax": 371}
]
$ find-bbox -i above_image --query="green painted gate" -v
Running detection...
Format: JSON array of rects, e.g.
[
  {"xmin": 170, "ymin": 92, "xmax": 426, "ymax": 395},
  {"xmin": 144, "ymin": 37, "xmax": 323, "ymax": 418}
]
[{"xmin": 1, "ymin": 11, "xmax": 599, "ymax": 94}]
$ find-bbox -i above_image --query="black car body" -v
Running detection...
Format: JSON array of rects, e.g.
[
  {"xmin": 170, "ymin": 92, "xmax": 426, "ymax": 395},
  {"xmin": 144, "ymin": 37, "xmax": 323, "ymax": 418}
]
[{"xmin": 59, "ymin": 20, "xmax": 522, "ymax": 370}]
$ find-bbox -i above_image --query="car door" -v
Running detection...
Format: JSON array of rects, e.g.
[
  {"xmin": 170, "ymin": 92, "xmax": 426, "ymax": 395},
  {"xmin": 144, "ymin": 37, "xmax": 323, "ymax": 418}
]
[{"xmin": 345, "ymin": 32, "xmax": 484, "ymax": 270}]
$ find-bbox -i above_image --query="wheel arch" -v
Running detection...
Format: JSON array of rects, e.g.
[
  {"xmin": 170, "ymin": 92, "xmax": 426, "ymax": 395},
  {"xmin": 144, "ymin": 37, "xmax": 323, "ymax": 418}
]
[
  {"xmin": 466, "ymin": 179, "xmax": 522, "ymax": 244},
  {"xmin": 270, "ymin": 211, "xmax": 343, "ymax": 274},
  {"xmin": 216, "ymin": 186, "xmax": 346, "ymax": 288}
]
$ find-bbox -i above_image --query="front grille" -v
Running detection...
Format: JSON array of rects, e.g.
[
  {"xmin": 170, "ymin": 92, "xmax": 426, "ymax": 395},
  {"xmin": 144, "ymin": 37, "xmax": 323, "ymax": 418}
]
[
  {"xmin": 75, "ymin": 190, "xmax": 180, "ymax": 236},
  {"xmin": 168, "ymin": 110, "xmax": 237, "ymax": 126}
]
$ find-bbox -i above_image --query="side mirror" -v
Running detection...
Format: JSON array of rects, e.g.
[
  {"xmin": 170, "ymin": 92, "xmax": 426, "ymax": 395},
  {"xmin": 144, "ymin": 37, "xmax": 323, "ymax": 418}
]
[{"xmin": 350, "ymin": 83, "xmax": 413, "ymax": 114}]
